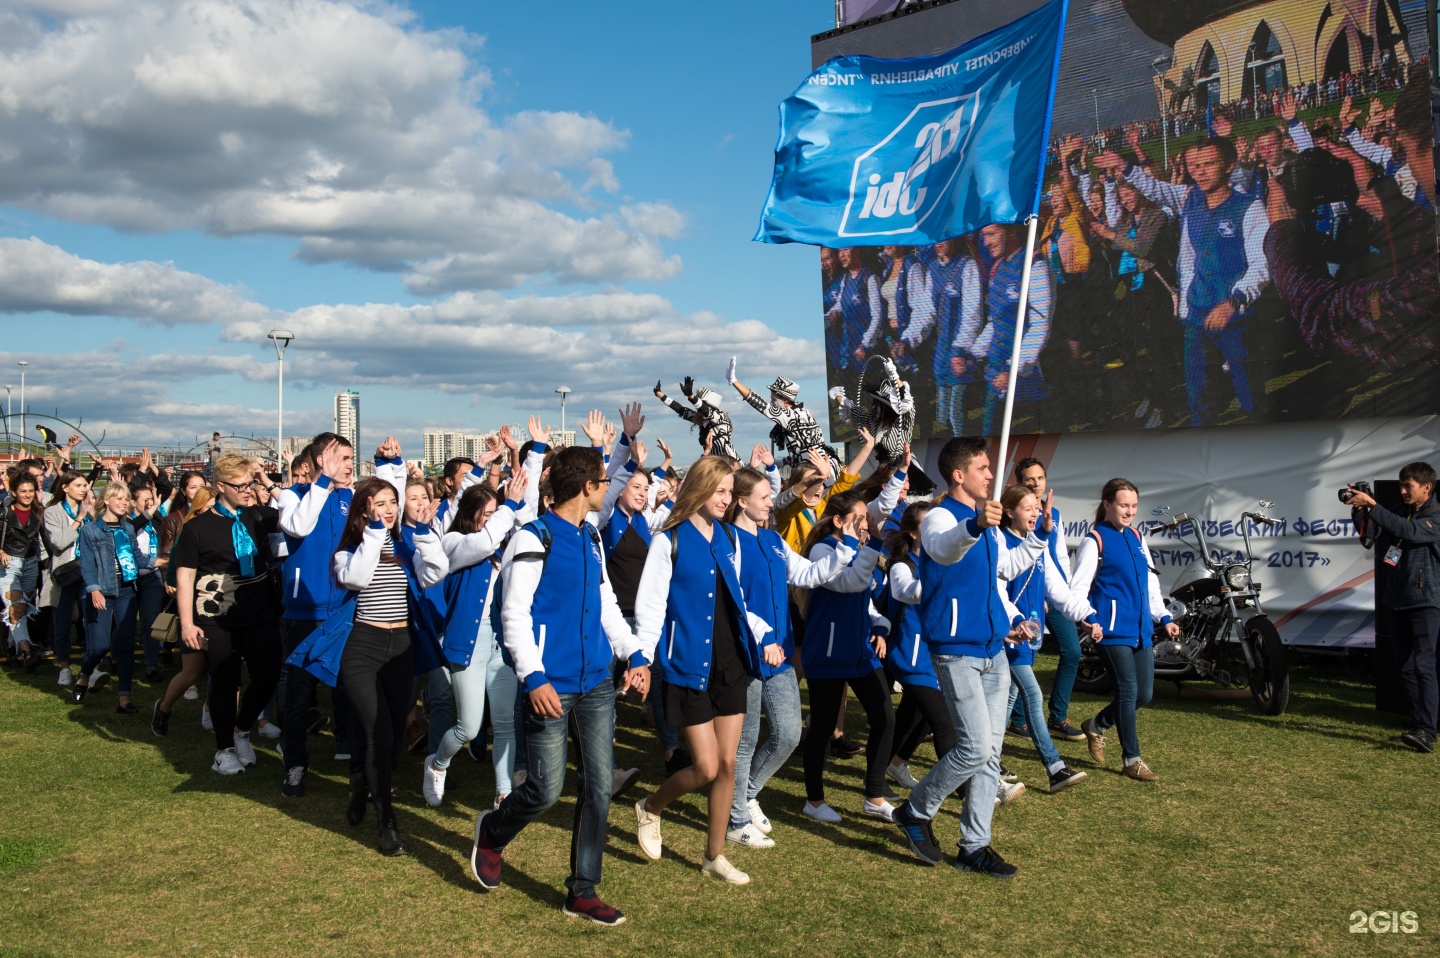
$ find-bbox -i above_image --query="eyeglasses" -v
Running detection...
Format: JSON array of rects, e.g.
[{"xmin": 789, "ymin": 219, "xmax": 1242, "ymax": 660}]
[{"xmin": 216, "ymin": 480, "xmax": 252, "ymax": 492}]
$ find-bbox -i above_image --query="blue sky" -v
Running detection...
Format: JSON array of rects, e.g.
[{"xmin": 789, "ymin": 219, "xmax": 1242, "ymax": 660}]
[{"xmin": 0, "ymin": 0, "xmax": 839, "ymax": 461}]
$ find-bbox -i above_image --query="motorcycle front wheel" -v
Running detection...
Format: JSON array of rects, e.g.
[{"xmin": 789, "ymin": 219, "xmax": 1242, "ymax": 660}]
[
  {"xmin": 1072, "ymin": 655, "xmax": 1115, "ymax": 695},
  {"xmin": 1243, "ymin": 616, "xmax": 1290, "ymax": 715}
]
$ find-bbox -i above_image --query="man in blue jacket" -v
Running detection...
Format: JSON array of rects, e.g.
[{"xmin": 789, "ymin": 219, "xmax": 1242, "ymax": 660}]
[
  {"xmin": 892, "ymin": 436, "xmax": 1046, "ymax": 878},
  {"xmin": 470, "ymin": 445, "xmax": 650, "ymax": 926},
  {"xmin": 1346, "ymin": 464, "xmax": 1440, "ymax": 753}
]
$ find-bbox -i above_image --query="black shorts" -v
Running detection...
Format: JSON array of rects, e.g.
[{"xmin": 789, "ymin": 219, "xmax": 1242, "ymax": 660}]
[{"xmin": 665, "ymin": 672, "xmax": 750, "ymax": 727}]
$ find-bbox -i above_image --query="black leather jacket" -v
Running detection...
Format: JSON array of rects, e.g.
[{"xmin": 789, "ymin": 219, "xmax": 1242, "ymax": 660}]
[{"xmin": 0, "ymin": 503, "xmax": 44, "ymax": 559}]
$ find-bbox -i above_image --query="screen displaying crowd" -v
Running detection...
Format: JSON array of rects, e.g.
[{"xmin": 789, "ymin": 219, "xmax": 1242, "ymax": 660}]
[{"xmin": 820, "ymin": 0, "xmax": 1440, "ymax": 438}]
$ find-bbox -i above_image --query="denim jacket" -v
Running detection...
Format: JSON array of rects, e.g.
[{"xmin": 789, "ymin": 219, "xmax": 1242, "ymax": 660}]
[{"xmin": 78, "ymin": 519, "xmax": 127, "ymax": 598}]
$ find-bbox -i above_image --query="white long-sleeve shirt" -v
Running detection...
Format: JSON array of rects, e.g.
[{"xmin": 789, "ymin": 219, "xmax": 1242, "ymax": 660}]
[{"xmin": 332, "ymin": 522, "xmax": 448, "ymax": 591}]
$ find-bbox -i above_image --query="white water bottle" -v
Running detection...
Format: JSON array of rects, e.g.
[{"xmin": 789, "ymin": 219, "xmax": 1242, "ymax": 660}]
[{"xmin": 1027, "ymin": 611, "xmax": 1043, "ymax": 651}]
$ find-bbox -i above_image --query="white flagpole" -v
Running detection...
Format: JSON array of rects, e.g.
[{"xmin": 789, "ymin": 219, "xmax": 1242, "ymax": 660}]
[{"xmin": 994, "ymin": 213, "xmax": 1040, "ymax": 486}]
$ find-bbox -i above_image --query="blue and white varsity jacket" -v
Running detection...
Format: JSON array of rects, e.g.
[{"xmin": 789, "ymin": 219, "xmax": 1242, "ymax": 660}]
[
  {"xmin": 1069, "ymin": 522, "xmax": 1170, "ymax": 648},
  {"xmin": 887, "ymin": 554, "xmax": 936, "ymax": 690},
  {"xmin": 285, "ymin": 519, "xmax": 448, "ymax": 685},
  {"xmin": 633, "ymin": 519, "xmax": 774, "ymax": 690},
  {"xmin": 918, "ymin": 495, "xmax": 1047, "ymax": 660},
  {"xmin": 499, "ymin": 510, "xmax": 645, "ymax": 696},
  {"xmin": 800, "ymin": 536, "xmax": 888, "ymax": 680},
  {"xmin": 733, "ymin": 525, "xmax": 853, "ymax": 678},
  {"xmin": 438, "ymin": 494, "xmax": 526, "ymax": 668},
  {"xmin": 1000, "ymin": 526, "xmax": 1094, "ymax": 667}
]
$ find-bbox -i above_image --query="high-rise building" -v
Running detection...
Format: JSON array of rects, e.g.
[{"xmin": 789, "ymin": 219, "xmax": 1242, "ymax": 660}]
[
  {"xmin": 552, "ymin": 430, "xmax": 577, "ymax": 449},
  {"xmin": 423, "ymin": 428, "xmax": 492, "ymax": 467},
  {"xmin": 280, "ymin": 436, "xmax": 310, "ymax": 463},
  {"xmin": 333, "ymin": 390, "xmax": 360, "ymax": 451}
]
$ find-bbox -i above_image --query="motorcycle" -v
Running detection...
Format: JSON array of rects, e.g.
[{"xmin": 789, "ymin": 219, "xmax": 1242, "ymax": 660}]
[{"xmin": 1072, "ymin": 500, "xmax": 1291, "ymax": 715}]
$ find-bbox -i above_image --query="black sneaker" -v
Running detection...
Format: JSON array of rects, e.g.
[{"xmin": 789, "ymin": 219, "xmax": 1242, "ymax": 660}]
[
  {"xmin": 1398, "ymin": 729, "xmax": 1435, "ymax": 754},
  {"xmin": 282, "ymin": 766, "xmax": 307, "ymax": 798},
  {"xmin": 1047, "ymin": 766, "xmax": 1088, "ymax": 793},
  {"xmin": 665, "ymin": 747, "xmax": 694, "ymax": 777},
  {"xmin": 892, "ymin": 802, "xmax": 944, "ymax": 866},
  {"xmin": 830, "ymin": 734, "xmax": 864, "ymax": 759},
  {"xmin": 151, "ymin": 700, "xmax": 171, "ymax": 737},
  {"xmin": 954, "ymin": 844, "xmax": 1019, "ymax": 879},
  {"xmin": 1005, "ymin": 722, "xmax": 1030, "ymax": 738},
  {"xmin": 23, "ymin": 647, "xmax": 44, "ymax": 673},
  {"xmin": 115, "ymin": 702, "xmax": 139, "ymax": 715},
  {"xmin": 563, "ymin": 893, "xmax": 626, "ymax": 926}
]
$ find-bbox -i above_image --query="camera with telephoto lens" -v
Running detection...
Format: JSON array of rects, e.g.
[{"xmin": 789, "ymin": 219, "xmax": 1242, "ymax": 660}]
[{"xmin": 1338, "ymin": 480, "xmax": 1373, "ymax": 505}]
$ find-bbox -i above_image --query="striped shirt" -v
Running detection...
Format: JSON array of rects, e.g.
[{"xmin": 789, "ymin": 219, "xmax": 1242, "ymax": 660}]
[{"xmin": 355, "ymin": 540, "xmax": 410, "ymax": 623}]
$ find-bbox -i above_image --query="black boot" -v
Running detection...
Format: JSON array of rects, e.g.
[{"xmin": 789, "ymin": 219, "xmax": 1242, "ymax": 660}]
[
  {"xmin": 346, "ymin": 775, "xmax": 370, "ymax": 826},
  {"xmin": 378, "ymin": 810, "xmax": 407, "ymax": 857}
]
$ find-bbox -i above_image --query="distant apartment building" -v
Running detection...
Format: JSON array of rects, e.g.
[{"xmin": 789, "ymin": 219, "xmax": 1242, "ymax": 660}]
[{"xmin": 333, "ymin": 390, "xmax": 360, "ymax": 450}]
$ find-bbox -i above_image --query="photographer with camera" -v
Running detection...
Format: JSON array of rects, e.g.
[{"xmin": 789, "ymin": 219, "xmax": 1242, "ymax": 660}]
[{"xmin": 1344, "ymin": 463, "xmax": 1440, "ymax": 753}]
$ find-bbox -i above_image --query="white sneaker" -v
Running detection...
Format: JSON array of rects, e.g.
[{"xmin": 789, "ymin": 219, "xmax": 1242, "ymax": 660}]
[
  {"xmin": 802, "ymin": 802, "xmax": 841, "ymax": 824},
  {"xmin": 995, "ymin": 781, "xmax": 1026, "ymax": 807},
  {"xmin": 256, "ymin": 721, "xmax": 282, "ymax": 740},
  {"xmin": 56, "ymin": 668, "xmax": 73, "ymax": 687},
  {"xmin": 746, "ymin": 798, "xmax": 772, "ymax": 835},
  {"xmin": 701, "ymin": 854, "xmax": 750, "ymax": 885},
  {"xmin": 634, "ymin": 799, "xmax": 663, "ymax": 860},
  {"xmin": 232, "ymin": 731, "xmax": 257, "ymax": 767},
  {"xmin": 201, "ymin": 706, "xmax": 213, "ymax": 732},
  {"xmin": 725, "ymin": 823, "xmax": 775, "ymax": 848},
  {"xmin": 886, "ymin": 761, "xmax": 920, "ymax": 789},
  {"xmin": 611, "ymin": 767, "xmax": 640, "ymax": 800},
  {"xmin": 422, "ymin": 754, "xmax": 447, "ymax": 807},
  {"xmin": 182, "ymin": 684, "xmax": 199, "ymax": 701},
  {"xmin": 211, "ymin": 748, "xmax": 246, "ymax": 776},
  {"xmin": 88, "ymin": 670, "xmax": 110, "ymax": 691},
  {"xmin": 862, "ymin": 798, "xmax": 896, "ymax": 821}
]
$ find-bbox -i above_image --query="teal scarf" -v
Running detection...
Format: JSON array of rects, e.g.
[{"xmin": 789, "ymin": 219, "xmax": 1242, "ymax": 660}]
[{"xmin": 214, "ymin": 502, "xmax": 258, "ymax": 577}]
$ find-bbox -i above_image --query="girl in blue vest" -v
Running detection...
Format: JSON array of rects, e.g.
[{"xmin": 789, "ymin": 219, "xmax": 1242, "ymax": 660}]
[
  {"xmin": 998, "ymin": 485, "xmax": 1091, "ymax": 793},
  {"xmin": 883, "ymin": 501, "xmax": 957, "ymax": 791},
  {"xmin": 633, "ymin": 457, "xmax": 782, "ymax": 886},
  {"xmin": 720, "ymin": 467, "xmax": 861, "ymax": 848},
  {"xmin": 425, "ymin": 469, "xmax": 529, "ymax": 809},
  {"xmin": 1069, "ymin": 477, "xmax": 1179, "ymax": 783},
  {"xmin": 798, "ymin": 489, "xmax": 892, "ymax": 824},
  {"xmin": 926, "ymin": 237, "xmax": 983, "ymax": 436},
  {"xmin": 288, "ymin": 476, "xmax": 448, "ymax": 855}
]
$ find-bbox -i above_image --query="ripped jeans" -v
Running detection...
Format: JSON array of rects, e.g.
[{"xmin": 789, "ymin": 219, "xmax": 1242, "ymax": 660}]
[{"xmin": 1, "ymin": 555, "xmax": 39, "ymax": 651}]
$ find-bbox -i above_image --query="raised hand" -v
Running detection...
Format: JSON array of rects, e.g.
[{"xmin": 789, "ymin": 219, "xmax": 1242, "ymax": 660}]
[
  {"xmin": 748, "ymin": 443, "xmax": 766, "ymax": 470},
  {"xmin": 317, "ymin": 439, "xmax": 344, "ymax": 481},
  {"xmin": 602, "ymin": 421, "xmax": 616, "ymax": 453},
  {"xmin": 1339, "ymin": 95, "xmax": 1359, "ymax": 129},
  {"xmin": 653, "ymin": 379, "xmax": 666, "ymax": 399},
  {"xmin": 504, "ymin": 466, "xmax": 529, "ymax": 503},
  {"xmin": 1278, "ymin": 91, "xmax": 1298, "ymax": 122},
  {"xmin": 725, "ymin": 356, "xmax": 738, "ymax": 385},
  {"xmin": 619, "ymin": 402, "xmax": 645, "ymax": 438},
  {"xmin": 702, "ymin": 431, "xmax": 714, "ymax": 456},
  {"xmin": 807, "ymin": 447, "xmax": 832, "ymax": 481},
  {"xmin": 1041, "ymin": 489, "xmax": 1054, "ymax": 533},
  {"xmin": 656, "ymin": 437, "xmax": 673, "ymax": 468},
  {"xmin": 478, "ymin": 443, "xmax": 505, "ymax": 467},
  {"xmin": 679, "ymin": 376, "xmax": 696, "ymax": 400},
  {"xmin": 526, "ymin": 416, "xmax": 550, "ymax": 445},
  {"xmin": 1125, "ymin": 125, "xmax": 1144, "ymax": 154},
  {"xmin": 498, "ymin": 424, "xmax": 519, "ymax": 452},
  {"xmin": 407, "ymin": 462, "xmax": 424, "ymax": 481},
  {"xmin": 631, "ymin": 439, "xmax": 648, "ymax": 469},
  {"xmin": 581, "ymin": 409, "xmax": 606, "ymax": 446},
  {"xmin": 416, "ymin": 497, "xmax": 439, "ymax": 527},
  {"xmin": 67, "ymin": 434, "xmax": 82, "ymax": 449},
  {"xmin": 376, "ymin": 436, "xmax": 401, "ymax": 460},
  {"xmin": 857, "ymin": 426, "xmax": 875, "ymax": 450}
]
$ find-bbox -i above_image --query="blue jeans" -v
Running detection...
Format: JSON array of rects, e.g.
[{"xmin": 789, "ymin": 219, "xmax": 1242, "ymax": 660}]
[
  {"xmin": 81, "ymin": 584, "xmax": 137, "ymax": 695},
  {"xmin": 906, "ymin": 650, "xmax": 1009, "ymax": 853},
  {"xmin": 1183, "ymin": 322, "xmax": 1252, "ymax": 426},
  {"xmin": 1093, "ymin": 642, "xmax": 1154, "ymax": 764},
  {"xmin": 425, "ymin": 666, "xmax": 455, "ymax": 757},
  {"xmin": 136, "ymin": 574, "xmax": 166, "ymax": 671},
  {"xmin": 433, "ymin": 639, "xmax": 521, "ymax": 798},
  {"xmin": 1006, "ymin": 664, "xmax": 1062, "ymax": 773},
  {"xmin": 729, "ymin": 669, "xmax": 803, "ymax": 829},
  {"xmin": 481, "ymin": 675, "xmax": 616, "ymax": 898},
  {"xmin": 52, "ymin": 579, "xmax": 84, "ymax": 665},
  {"xmin": 1008, "ymin": 611, "xmax": 1082, "ymax": 727}
]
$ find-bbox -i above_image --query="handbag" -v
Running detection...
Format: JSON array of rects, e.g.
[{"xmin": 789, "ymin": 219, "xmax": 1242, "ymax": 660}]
[
  {"xmin": 151, "ymin": 597, "xmax": 180, "ymax": 645},
  {"xmin": 53, "ymin": 560, "xmax": 83, "ymax": 589}
]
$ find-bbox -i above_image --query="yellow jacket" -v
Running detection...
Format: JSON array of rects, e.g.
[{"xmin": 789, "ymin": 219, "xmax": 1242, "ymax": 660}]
[{"xmin": 774, "ymin": 471, "xmax": 859, "ymax": 552}]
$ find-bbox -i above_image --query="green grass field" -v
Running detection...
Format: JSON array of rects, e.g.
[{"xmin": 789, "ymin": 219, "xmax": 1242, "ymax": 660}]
[{"xmin": 1, "ymin": 654, "xmax": 1435, "ymax": 958}]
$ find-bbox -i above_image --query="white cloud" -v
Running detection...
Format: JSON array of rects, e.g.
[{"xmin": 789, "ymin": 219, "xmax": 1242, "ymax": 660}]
[
  {"xmin": 0, "ymin": 0, "xmax": 683, "ymax": 291},
  {"xmin": 0, "ymin": 236, "xmax": 269, "ymax": 324}
]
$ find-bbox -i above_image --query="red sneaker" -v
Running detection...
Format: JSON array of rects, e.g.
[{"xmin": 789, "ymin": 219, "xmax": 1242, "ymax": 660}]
[
  {"xmin": 470, "ymin": 811, "xmax": 502, "ymax": 891},
  {"xmin": 562, "ymin": 894, "xmax": 627, "ymax": 926}
]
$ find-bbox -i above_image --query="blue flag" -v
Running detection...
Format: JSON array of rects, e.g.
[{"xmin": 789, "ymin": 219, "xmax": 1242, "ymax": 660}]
[{"xmin": 754, "ymin": 0, "xmax": 1069, "ymax": 247}]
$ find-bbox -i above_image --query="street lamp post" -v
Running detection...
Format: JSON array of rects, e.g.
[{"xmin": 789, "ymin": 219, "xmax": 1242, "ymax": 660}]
[
  {"xmin": 1092, "ymin": 88, "xmax": 1099, "ymax": 135},
  {"xmin": 267, "ymin": 330, "xmax": 294, "ymax": 479},
  {"xmin": 555, "ymin": 386, "xmax": 571, "ymax": 442},
  {"xmin": 17, "ymin": 361, "xmax": 28, "ymax": 455},
  {"xmin": 1152, "ymin": 54, "xmax": 1173, "ymax": 173},
  {"xmin": 4, "ymin": 386, "xmax": 10, "ymax": 456}
]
